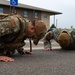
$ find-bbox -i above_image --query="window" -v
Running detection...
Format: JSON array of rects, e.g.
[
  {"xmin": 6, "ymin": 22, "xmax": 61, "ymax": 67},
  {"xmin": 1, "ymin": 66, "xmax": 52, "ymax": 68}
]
[
  {"xmin": 0, "ymin": 8, "xmax": 3, "ymax": 13},
  {"xmin": 24, "ymin": 11, "xmax": 28, "ymax": 17},
  {"xmin": 35, "ymin": 12, "xmax": 38, "ymax": 18},
  {"xmin": 44, "ymin": 14, "xmax": 47, "ymax": 18}
]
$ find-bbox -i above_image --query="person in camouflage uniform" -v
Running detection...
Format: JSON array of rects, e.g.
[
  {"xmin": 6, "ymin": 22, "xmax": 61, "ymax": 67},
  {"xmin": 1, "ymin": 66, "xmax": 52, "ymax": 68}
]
[
  {"xmin": 44, "ymin": 28, "xmax": 75, "ymax": 51},
  {"xmin": 0, "ymin": 14, "xmax": 47, "ymax": 62}
]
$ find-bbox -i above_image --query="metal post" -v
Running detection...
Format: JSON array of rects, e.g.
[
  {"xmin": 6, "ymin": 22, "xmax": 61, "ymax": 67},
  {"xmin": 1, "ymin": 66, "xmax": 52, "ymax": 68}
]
[
  {"xmin": 12, "ymin": 6, "xmax": 15, "ymax": 13},
  {"xmin": 54, "ymin": 15, "xmax": 55, "ymax": 25},
  {"xmin": 33, "ymin": 10, "xmax": 35, "ymax": 21},
  {"xmin": 56, "ymin": 19, "xmax": 58, "ymax": 28},
  {"xmin": 10, "ymin": 6, "xmax": 11, "ymax": 13}
]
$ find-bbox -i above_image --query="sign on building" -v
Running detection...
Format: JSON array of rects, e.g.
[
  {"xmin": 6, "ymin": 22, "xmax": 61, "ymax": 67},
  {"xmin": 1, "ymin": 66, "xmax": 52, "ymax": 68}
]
[{"xmin": 10, "ymin": 0, "xmax": 18, "ymax": 6}]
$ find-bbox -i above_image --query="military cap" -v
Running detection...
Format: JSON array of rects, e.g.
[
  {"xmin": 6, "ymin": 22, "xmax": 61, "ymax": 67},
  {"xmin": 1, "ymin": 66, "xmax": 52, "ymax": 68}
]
[
  {"xmin": 58, "ymin": 32, "xmax": 71, "ymax": 48},
  {"xmin": 33, "ymin": 20, "xmax": 47, "ymax": 45}
]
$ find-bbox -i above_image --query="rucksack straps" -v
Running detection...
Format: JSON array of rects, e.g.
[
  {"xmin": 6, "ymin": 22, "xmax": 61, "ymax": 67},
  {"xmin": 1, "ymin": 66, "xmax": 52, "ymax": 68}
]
[{"xmin": 6, "ymin": 14, "xmax": 29, "ymax": 50}]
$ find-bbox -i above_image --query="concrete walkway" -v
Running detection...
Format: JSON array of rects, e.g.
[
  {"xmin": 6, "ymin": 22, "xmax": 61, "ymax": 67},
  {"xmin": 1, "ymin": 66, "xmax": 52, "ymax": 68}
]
[{"xmin": 23, "ymin": 39, "xmax": 61, "ymax": 50}]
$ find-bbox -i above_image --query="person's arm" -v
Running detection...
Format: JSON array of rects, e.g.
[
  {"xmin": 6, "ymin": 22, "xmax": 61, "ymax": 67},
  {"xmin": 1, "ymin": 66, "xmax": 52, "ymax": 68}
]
[
  {"xmin": 17, "ymin": 47, "xmax": 25, "ymax": 55},
  {"xmin": 44, "ymin": 39, "xmax": 52, "ymax": 51},
  {"xmin": 17, "ymin": 47, "xmax": 33, "ymax": 55},
  {"xmin": 44, "ymin": 32, "xmax": 52, "ymax": 51}
]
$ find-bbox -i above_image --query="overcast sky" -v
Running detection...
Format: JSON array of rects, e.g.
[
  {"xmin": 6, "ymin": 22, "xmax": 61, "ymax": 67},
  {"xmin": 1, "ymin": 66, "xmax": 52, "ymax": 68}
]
[{"xmin": 8, "ymin": 0, "xmax": 75, "ymax": 28}]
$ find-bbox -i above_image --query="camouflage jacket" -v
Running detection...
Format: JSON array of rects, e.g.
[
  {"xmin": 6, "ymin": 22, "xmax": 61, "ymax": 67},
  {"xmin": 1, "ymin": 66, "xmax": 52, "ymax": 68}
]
[
  {"xmin": 0, "ymin": 14, "xmax": 29, "ymax": 56},
  {"xmin": 44, "ymin": 28, "xmax": 75, "ymax": 49}
]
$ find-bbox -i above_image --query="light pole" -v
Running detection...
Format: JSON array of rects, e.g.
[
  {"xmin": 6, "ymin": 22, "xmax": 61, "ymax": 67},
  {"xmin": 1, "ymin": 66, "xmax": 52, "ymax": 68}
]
[
  {"xmin": 54, "ymin": 15, "xmax": 55, "ymax": 25},
  {"xmin": 56, "ymin": 19, "xmax": 58, "ymax": 28}
]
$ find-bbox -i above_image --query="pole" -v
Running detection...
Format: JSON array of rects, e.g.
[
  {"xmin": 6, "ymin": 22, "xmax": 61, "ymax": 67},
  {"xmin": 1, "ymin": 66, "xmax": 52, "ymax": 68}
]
[
  {"xmin": 10, "ymin": 6, "xmax": 11, "ymax": 13},
  {"xmin": 54, "ymin": 15, "xmax": 55, "ymax": 25},
  {"xmin": 12, "ymin": 6, "xmax": 15, "ymax": 13},
  {"xmin": 56, "ymin": 19, "xmax": 58, "ymax": 28}
]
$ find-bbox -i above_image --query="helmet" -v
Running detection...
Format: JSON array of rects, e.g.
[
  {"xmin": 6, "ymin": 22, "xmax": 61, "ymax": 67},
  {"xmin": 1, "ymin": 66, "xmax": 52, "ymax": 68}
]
[
  {"xmin": 58, "ymin": 33, "xmax": 71, "ymax": 48},
  {"xmin": 33, "ymin": 20, "xmax": 47, "ymax": 45}
]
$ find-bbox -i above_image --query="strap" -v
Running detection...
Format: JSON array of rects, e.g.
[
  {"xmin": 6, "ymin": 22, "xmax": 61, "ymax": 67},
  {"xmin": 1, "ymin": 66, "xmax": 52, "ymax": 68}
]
[
  {"xmin": 15, "ymin": 14, "xmax": 29, "ymax": 33},
  {"xmin": 25, "ymin": 19, "xmax": 29, "ymax": 33},
  {"xmin": 13, "ymin": 14, "xmax": 26, "ymax": 43},
  {"xmin": 2, "ymin": 14, "xmax": 29, "ymax": 50}
]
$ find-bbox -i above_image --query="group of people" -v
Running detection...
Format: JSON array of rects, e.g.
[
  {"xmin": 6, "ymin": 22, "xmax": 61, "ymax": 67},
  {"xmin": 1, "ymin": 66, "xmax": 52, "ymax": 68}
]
[{"xmin": 0, "ymin": 14, "xmax": 75, "ymax": 62}]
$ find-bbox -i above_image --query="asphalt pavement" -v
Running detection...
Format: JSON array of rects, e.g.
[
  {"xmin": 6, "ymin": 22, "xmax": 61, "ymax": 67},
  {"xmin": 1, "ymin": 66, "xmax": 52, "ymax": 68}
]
[{"xmin": 0, "ymin": 40, "xmax": 75, "ymax": 75}]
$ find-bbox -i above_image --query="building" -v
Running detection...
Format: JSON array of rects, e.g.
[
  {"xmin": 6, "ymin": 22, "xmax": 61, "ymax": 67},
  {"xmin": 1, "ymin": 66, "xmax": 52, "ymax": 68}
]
[{"xmin": 0, "ymin": 0, "xmax": 62, "ymax": 29}]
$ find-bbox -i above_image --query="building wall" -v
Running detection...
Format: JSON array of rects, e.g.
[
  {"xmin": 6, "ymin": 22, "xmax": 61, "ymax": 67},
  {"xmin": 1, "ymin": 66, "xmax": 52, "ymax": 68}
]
[
  {"xmin": 41, "ymin": 12, "xmax": 50, "ymax": 30},
  {"xmin": 0, "ymin": 5, "xmax": 50, "ymax": 28},
  {"xmin": 0, "ymin": 5, "xmax": 41, "ymax": 20}
]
